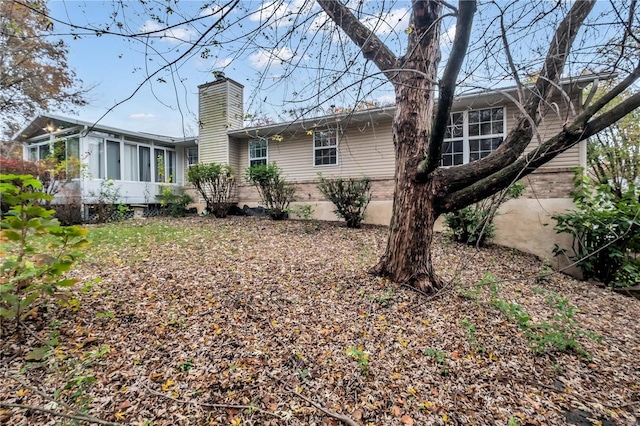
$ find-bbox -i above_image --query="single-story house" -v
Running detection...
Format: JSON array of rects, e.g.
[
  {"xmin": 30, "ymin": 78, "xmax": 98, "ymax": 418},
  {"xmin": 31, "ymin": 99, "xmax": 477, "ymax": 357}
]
[
  {"xmin": 15, "ymin": 73, "xmax": 601, "ymax": 269},
  {"xmin": 198, "ymin": 74, "xmax": 600, "ymax": 270}
]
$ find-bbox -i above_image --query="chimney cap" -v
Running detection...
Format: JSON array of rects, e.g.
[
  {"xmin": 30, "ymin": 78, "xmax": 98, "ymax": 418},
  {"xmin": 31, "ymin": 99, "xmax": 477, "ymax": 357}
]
[{"xmin": 214, "ymin": 71, "xmax": 226, "ymax": 80}]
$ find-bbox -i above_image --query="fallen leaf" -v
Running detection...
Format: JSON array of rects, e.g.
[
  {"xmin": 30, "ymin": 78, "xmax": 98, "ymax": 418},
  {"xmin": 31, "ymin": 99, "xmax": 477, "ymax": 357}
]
[{"xmin": 401, "ymin": 414, "xmax": 414, "ymax": 425}]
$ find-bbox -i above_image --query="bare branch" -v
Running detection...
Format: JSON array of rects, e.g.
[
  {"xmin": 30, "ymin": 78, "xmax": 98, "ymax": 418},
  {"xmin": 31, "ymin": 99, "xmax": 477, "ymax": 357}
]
[
  {"xmin": 315, "ymin": 0, "xmax": 398, "ymax": 76},
  {"xmin": 440, "ymin": 0, "xmax": 596, "ymax": 192},
  {"xmin": 0, "ymin": 402, "xmax": 122, "ymax": 426},
  {"xmin": 423, "ymin": 0, "xmax": 477, "ymax": 174}
]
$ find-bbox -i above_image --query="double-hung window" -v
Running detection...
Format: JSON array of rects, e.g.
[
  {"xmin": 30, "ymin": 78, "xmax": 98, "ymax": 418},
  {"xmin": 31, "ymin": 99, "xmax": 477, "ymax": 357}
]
[
  {"xmin": 249, "ymin": 139, "xmax": 267, "ymax": 167},
  {"xmin": 313, "ymin": 129, "xmax": 337, "ymax": 166},
  {"xmin": 187, "ymin": 147, "xmax": 199, "ymax": 168},
  {"xmin": 441, "ymin": 107, "xmax": 505, "ymax": 166}
]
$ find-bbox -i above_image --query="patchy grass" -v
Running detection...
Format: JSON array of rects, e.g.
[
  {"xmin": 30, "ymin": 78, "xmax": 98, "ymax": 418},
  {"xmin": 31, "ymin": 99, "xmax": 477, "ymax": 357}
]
[{"xmin": 1, "ymin": 216, "xmax": 639, "ymax": 426}]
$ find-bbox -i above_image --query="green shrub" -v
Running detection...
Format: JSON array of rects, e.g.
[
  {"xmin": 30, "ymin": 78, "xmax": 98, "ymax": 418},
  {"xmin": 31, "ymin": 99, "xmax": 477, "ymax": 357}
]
[
  {"xmin": 444, "ymin": 182, "xmax": 525, "ymax": 247},
  {"xmin": 156, "ymin": 187, "xmax": 193, "ymax": 217},
  {"xmin": 317, "ymin": 174, "xmax": 371, "ymax": 228},
  {"xmin": 0, "ymin": 174, "xmax": 88, "ymax": 334},
  {"xmin": 245, "ymin": 163, "xmax": 295, "ymax": 220},
  {"xmin": 552, "ymin": 171, "xmax": 639, "ymax": 287},
  {"xmin": 187, "ymin": 162, "xmax": 236, "ymax": 218}
]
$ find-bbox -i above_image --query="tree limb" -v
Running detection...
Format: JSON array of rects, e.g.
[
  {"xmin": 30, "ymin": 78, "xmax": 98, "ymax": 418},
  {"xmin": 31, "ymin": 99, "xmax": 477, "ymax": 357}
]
[
  {"xmin": 441, "ymin": 0, "xmax": 596, "ymax": 190},
  {"xmin": 0, "ymin": 402, "xmax": 122, "ymax": 426},
  {"xmin": 439, "ymin": 89, "xmax": 640, "ymax": 211},
  {"xmin": 315, "ymin": 0, "xmax": 398, "ymax": 76},
  {"xmin": 423, "ymin": 0, "xmax": 476, "ymax": 175}
]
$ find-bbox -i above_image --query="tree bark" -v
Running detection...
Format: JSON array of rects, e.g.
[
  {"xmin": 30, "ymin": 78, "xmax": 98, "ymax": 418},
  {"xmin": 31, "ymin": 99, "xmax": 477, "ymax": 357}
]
[{"xmin": 373, "ymin": 4, "xmax": 444, "ymax": 290}]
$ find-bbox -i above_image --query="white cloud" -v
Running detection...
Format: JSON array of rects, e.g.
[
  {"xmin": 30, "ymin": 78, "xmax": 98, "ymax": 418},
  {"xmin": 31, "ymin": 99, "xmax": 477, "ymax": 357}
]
[
  {"xmin": 308, "ymin": 7, "xmax": 409, "ymax": 39},
  {"xmin": 249, "ymin": 47, "xmax": 297, "ymax": 68},
  {"xmin": 362, "ymin": 7, "xmax": 410, "ymax": 36},
  {"xmin": 442, "ymin": 24, "xmax": 457, "ymax": 47},
  {"xmin": 249, "ymin": 0, "xmax": 313, "ymax": 28},
  {"xmin": 213, "ymin": 57, "xmax": 233, "ymax": 68},
  {"xmin": 140, "ymin": 20, "xmax": 197, "ymax": 44},
  {"xmin": 129, "ymin": 113, "xmax": 156, "ymax": 120}
]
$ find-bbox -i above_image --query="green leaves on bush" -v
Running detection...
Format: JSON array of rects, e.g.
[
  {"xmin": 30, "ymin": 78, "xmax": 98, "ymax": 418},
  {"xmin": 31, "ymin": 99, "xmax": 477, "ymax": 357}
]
[
  {"xmin": 552, "ymin": 171, "xmax": 639, "ymax": 287},
  {"xmin": 245, "ymin": 163, "xmax": 295, "ymax": 220},
  {"xmin": 187, "ymin": 162, "xmax": 236, "ymax": 217},
  {"xmin": 156, "ymin": 187, "xmax": 193, "ymax": 217},
  {"xmin": 444, "ymin": 182, "xmax": 525, "ymax": 247},
  {"xmin": 317, "ymin": 174, "xmax": 371, "ymax": 228},
  {"xmin": 1, "ymin": 174, "xmax": 88, "ymax": 332}
]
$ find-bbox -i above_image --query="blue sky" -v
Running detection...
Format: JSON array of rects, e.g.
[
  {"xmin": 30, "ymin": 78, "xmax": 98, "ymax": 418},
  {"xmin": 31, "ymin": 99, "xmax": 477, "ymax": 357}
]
[{"xmin": 43, "ymin": 0, "xmax": 621, "ymax": 138}]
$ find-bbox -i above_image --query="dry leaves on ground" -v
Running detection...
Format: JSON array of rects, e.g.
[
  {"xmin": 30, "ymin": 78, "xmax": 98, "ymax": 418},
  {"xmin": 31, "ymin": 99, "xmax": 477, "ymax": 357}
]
[{"xmin": 1, "ymin": 216, "xmax": 639, "ymax": 426}]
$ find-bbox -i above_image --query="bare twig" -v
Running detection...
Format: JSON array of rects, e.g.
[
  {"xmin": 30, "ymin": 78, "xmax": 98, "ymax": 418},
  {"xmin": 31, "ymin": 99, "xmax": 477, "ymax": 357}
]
[
  {"xmin": 268, "ymin": 372, "xmax": 360, "ymax": 426},
  {"xmin": 141, "ymin": 380, "xmax": 281, "ymax": 418},
  {"xmin": 0, "ymin": 402, "xmax": 122, "ymax": 426}
]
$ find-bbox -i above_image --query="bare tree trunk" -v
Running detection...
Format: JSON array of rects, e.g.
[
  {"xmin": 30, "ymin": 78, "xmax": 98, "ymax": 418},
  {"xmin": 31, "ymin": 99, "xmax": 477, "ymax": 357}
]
[
  {"xmin": 373, "ymin": 71, "xmax": 443, "ymax": 292},
  {"xmin": 374, "ymin": 176, "xmax": 443, "ymax": 292}
]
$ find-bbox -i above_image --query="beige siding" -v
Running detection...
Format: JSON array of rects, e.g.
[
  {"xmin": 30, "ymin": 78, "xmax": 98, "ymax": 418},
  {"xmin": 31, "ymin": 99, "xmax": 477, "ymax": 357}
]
[
  {"xmin": 226, "ymin": 83, "xmax": 244, "ymax": 131},
  {"xmin": 228, "ymin": 139, "xmax": 241, "ymax": 176},
  {"xmin": 504, "ymin": 93, "xmax": 583, "ymax": 170},
  {"xmin": 198, "ymin": 78, "xmax": 244, "ymax": 166},
  {"xmin": 237, "ymin": 120, "xmax": 396, "ymax": 183}
]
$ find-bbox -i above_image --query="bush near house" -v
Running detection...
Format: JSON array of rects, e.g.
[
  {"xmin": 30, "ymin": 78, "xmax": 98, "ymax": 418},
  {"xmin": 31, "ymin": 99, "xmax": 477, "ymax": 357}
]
[
  {"xmin": 444, "ymin": 182, "xmax": 525, "ymax": 247},
  {"xmin": 187, "ymin": 162, "xmax": 237, "ymax": 218},
  {"xmin": 157, "ymin": 187, "xmax": 193, "ymax": 218},
  {"xmin": 0, "ymin": 157, "xmax": 83, "ymax": 225},
  {"xmin": 553, "ymin": 171, "xmax": 640, "ymax": 287},
  {"xmin": 317, "ymin": 174, "xmax": 372, "ymax": 228},
  {"xmin": 245, "ymin": 163, "xmax": 295, "ymax": 220}
]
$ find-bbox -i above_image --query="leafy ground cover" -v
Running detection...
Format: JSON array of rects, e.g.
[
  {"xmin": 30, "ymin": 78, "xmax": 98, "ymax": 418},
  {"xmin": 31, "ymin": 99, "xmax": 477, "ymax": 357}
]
[{"xmin": 1, "ymin": 217, "xmax": 639, "ymax": 425}]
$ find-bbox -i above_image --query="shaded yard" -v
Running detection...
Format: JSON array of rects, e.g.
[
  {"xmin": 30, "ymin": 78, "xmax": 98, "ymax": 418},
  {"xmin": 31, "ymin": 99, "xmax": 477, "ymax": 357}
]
[{"xmin": 1, "ymin": 217, "xmax": 639, "ymax": 425}]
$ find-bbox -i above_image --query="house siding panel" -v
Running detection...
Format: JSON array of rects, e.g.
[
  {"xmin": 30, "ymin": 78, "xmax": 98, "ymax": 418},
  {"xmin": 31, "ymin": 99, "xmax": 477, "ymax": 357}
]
[{"xmin": 198, "ymin": 78, "xmax": 244, "ymax": 166}]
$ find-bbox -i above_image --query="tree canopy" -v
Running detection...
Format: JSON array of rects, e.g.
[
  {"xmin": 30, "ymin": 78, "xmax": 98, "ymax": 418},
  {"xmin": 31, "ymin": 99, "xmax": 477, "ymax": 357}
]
[{"xmin": 0, "ymin": 0, "xmax": 86, "ymax": 138}]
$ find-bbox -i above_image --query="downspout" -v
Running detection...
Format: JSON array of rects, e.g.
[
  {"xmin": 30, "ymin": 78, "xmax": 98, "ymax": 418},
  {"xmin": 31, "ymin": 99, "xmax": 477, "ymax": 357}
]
[{"xmin": 80, "ymin": 125, "xmax": 88, "ymax": 221}]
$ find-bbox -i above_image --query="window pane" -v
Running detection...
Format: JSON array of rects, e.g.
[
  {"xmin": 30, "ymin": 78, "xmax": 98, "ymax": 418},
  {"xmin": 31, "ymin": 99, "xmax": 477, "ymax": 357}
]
[
  {"xmin": 480, "ymin": 123, "xmax": 491, "ymax": 135},
  {"xmin": 492, "ymin": 108, "xmax": 503, "ymax": 120},
  {"xmin": 66, "ymin": 138, "xmax": 80, "ymax": 159},
  {"xmin": 167, "ymin": 151, "xmax": 175, "ymax": 183},
  {"xmin": 139, "ymin": 146, "xmax": 151, "ymax": 182},
  {"xmin": 250, "ymin": 159, "xmax": 267, "ymax": 167},
  {"xmin": 29, "ymin": 147, "xmax": 38, "ymax": 161},
  {"xmin": 313, "ymin": 130, "xmax": 337, "ymax": 165},
  {"xmin": 249, "ymin": 140, "xmax": 268, "ymax": 165},
  {"xmin": 65, "ymin": 138, "xmax": 80, "ymax": 178},
  {"xmin": 39, "ymin": 144, "xmax": 50, "ymax": 159},
  {"xmin": 87, "ymin": 138, "xmax": 104, "ymax": 179},
  {"xmin": 315, "ymin": 148, "xmax": 337, "ymax": 165},
  {"xmin": 468, "ymin": 111, "xmax": 479, "ymax": 123},
  {"xmin": 107, "ymin": 141, "xmax": 121, "ymax": 180},
  {"xmin": 469, "ymin": 123, "xmax": 479, "ymax": 136},
  {"xmin": 187, "ymin": 147, "xmax": 198, "ymax": 167},
  {"xmin": 123, "ymin": 144, "xmax": 138, "ymax": 181},
  {"xmin": 155, "ymin": 149, "xmax": 166, "ymax": 182},
  {"xmin": 54, "ymin": 140, "xmax": 66, "ymax": 162}
]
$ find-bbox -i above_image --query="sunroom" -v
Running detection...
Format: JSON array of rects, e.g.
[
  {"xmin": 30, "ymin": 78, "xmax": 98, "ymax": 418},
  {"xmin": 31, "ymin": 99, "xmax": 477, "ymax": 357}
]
[{"xmin": 15, "ymin": 114, "xmax": 197, "ymax": 211}]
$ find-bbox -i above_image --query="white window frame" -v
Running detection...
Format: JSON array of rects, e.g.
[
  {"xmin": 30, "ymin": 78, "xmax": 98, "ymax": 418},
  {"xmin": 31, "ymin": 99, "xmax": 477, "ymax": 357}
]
[
  {"xmin": 154, "ymin": 147, "xmax": 177, "ymax": 183},
  {"xmin": 248, "ymin": 139, "xmax": 268, "ymax": 167},
  {"xmin": 187, "ymin": 147, "xmax": 199, "ymax": 168},
  {"xmin": 313, "ymin": 129, "xmax": 338, "ymax": 167},
  {"xmin": 441, "ymin": 106, "xmax": 505, "ymax": 166}
]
